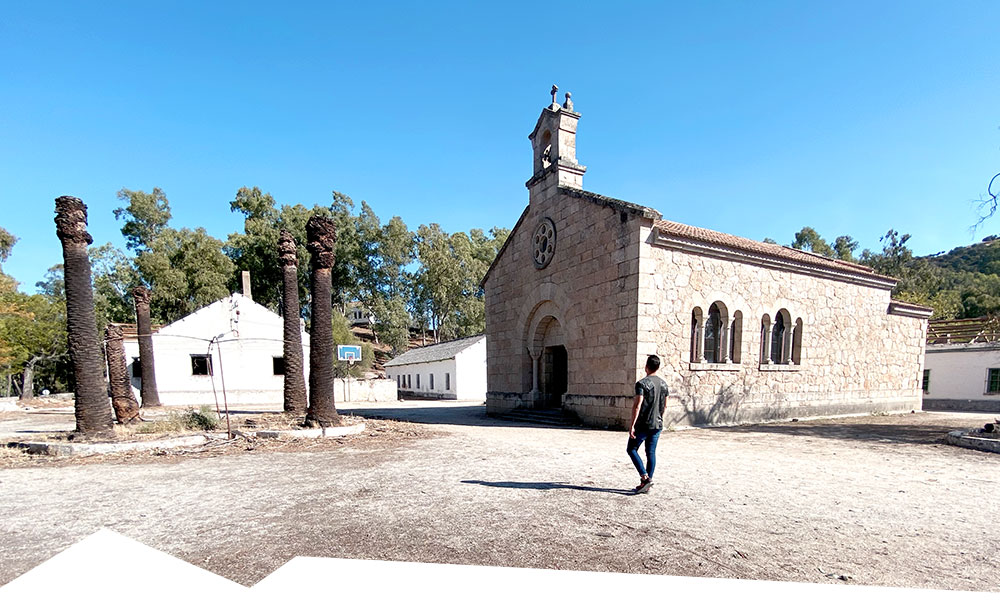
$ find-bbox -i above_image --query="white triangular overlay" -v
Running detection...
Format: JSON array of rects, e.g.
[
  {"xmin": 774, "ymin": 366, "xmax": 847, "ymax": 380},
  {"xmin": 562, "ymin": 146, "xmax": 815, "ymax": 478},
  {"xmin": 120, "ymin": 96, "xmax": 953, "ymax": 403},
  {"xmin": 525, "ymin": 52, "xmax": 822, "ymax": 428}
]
[{"xmin": 0, "ymin": 528, "xmax": 247, "ymax": 598}]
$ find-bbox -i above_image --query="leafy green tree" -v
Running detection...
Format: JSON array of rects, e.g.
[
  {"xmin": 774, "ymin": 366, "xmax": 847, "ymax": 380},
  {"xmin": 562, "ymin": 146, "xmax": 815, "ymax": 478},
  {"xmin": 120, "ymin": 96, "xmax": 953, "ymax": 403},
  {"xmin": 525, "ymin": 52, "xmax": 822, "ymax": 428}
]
[
  {"xmin": 90, "ymin": 243, "xmax": 140, "ymax": 326},
  {"xmin": 414, "ymin": 224, "xmax": 508, "ymax": 341},
  {"xmin": 114, "ymin": 187, "xmax": 171, "ymax": 252},
  {"xmin": 833, "ymin": 236, "xmax": 859, "ymax": 262},
  {"xmin": 330, "ymin": 309, "xmax": 374, "ymax": 378},
  {"xmin": 0, "ymin": 228, "xmax": 16, "ymax": 263},
  {"xmin": 791, "ymin": 227, "xmax": 834, "ymax": 257},
  {"xmin": 116, "ymin": 188, "xmax": 234, "ymax": 323},
  {"xmin": 860, "ymin": 230, "xmax": 912, "ymax": 279},
  {"xmin": 0, "ymin": 290, "xmax": 68, "ymax": 398},
  {"xmin": 0, "ymin": 231, "xmax": 70, "ymax": 398},
  {"xmin": 226, "ymin": 188, "xmax": 361, "ymax": 316},
  {"xmin": 353, "ymin": 202, "xmax": 415, "ymax": 352}
]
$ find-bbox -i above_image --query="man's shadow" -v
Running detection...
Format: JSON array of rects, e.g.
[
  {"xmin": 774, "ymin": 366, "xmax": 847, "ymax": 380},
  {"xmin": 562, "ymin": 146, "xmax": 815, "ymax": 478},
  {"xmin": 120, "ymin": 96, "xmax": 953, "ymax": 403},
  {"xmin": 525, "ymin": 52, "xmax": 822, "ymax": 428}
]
[{"xmin": 462, "ymin": 480, "xmax": 634, "ymax": 496}]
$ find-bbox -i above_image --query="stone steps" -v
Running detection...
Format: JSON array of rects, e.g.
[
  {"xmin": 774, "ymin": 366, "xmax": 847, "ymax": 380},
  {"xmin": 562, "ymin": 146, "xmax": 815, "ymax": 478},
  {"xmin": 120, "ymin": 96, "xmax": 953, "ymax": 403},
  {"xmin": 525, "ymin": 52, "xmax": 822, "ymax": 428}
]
[{"xmin": 492, "ymin": 408, "xmax": 581, "ymax": 427}]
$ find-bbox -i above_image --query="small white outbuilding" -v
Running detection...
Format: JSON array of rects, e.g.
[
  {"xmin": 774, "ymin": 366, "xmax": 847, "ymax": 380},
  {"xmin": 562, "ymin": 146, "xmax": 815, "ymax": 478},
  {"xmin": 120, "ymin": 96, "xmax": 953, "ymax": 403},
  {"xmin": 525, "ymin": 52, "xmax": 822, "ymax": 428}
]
[
  {"xmin": 122, "ymin": 292, "xmax": 309, "ymax": 406},
  {"xmin": 922, "ymin": 317, "xmax": 1000, "ymax": 413},
  {"xmin": 385, "ymin": 335, "xmax": 486, "ymax": 401}
]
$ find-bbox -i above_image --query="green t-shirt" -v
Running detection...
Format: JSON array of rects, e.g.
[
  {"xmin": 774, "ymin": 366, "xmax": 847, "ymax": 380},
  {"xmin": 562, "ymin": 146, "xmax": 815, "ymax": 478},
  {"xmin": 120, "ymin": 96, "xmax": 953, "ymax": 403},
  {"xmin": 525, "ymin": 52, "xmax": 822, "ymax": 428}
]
[{"xmin": 635, "ymin": 375, "xmax": 668, "ymax": 431}]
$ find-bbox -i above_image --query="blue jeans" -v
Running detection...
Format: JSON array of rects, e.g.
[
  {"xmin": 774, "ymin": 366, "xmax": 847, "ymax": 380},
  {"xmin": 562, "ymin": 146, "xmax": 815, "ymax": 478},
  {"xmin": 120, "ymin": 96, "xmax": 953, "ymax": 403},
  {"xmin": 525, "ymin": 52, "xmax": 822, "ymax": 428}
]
[{"xmin": 626, "ymin": 428, "xmax": 661, "ymax": 479}]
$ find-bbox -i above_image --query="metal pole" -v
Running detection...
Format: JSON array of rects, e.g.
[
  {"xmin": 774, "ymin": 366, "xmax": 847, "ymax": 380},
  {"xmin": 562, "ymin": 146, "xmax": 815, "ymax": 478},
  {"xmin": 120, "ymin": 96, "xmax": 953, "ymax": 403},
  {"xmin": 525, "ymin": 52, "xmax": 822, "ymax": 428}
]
[
  {"xmin": 215, "ymin": 340, "xmax": 233, "ymax": 439},
  {"xmin": 207, "ymin": 338, "xmax": 222, "ymax": 417}
]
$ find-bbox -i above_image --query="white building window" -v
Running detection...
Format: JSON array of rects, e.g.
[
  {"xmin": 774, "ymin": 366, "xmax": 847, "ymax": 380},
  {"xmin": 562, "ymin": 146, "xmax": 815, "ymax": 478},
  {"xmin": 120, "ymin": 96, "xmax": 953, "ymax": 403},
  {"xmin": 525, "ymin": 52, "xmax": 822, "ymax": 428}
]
[
  {"xmin": 986, "ymin": 369, "xmax": 1000, "ymax": 395},
  {"xmin": 430, "ymin": 374, "xmax": 435, "ymax": 390},
  {"xmin": 446, "ymin": 373, "xmax": 450, "ymax": 390},
  {"xmin": 191, "ymin": 354, "xmax": 213, "ymax": 376}
]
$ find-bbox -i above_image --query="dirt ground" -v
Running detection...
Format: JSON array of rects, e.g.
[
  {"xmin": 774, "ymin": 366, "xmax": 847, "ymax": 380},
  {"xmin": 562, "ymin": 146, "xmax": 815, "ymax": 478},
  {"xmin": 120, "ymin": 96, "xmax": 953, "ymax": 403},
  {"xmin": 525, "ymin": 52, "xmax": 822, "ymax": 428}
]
[{"xmin": 0, "ymin": 401, "xmax": 997, "ymax": 592}]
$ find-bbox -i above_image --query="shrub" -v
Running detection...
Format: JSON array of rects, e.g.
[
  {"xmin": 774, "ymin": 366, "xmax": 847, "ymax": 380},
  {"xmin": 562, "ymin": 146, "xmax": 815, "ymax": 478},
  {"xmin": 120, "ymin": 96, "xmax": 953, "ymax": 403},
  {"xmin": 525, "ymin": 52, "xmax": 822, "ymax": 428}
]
[{"xmin": 183, "ymin": 405, "xmax": 220, "ymax": 430}]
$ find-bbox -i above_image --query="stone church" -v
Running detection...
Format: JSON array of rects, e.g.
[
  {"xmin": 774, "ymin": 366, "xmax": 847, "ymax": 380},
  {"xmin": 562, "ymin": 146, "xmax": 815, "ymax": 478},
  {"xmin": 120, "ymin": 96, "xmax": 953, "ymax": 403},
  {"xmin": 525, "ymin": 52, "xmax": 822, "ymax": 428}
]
[{"xmin": 482, "ymin": 89, "xmax": 932, "ymax": 428}]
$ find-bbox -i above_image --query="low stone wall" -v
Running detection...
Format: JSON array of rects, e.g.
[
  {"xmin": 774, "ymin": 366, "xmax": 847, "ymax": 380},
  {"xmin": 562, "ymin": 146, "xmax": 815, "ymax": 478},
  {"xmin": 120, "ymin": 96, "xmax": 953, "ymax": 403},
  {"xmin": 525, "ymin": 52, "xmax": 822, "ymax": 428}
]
[
  {"xmin": 922, "ymin": 398, "xmax": 1000, "ymax": 413},
  {"xmin": 334, "ymin": 378, "xmax": 397, "ymax": 403},
  {"xmin": 144, "ymin": 379, "xmax": 398, "ymax": 407},
  {"xmin": 946, "ymin": 429, "xmax": 1000, "ymax": 454}
]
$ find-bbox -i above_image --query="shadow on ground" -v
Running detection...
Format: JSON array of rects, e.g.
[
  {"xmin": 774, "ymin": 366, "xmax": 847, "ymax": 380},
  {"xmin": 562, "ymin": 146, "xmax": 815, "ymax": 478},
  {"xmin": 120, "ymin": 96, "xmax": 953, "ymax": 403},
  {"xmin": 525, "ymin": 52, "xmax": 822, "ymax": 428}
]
[
  {"xmin": 732, "ymin": 422, "xmax": 955, "ymax": 446},
  {"xmin": 338, "ymin": 404, "xmax": 580, "ymax": 430},
  {"xmin": 462, "ymin": 479, "xmax": 634, "ymax": 495}
]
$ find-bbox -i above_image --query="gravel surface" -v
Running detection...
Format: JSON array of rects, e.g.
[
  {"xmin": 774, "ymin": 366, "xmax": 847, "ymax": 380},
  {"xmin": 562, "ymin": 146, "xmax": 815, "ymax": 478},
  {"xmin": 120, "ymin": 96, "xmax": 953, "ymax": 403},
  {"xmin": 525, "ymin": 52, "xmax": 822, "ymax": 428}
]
[{"xmin": 0, "ymin": 402, "xmax": 997, "ymax": 592}]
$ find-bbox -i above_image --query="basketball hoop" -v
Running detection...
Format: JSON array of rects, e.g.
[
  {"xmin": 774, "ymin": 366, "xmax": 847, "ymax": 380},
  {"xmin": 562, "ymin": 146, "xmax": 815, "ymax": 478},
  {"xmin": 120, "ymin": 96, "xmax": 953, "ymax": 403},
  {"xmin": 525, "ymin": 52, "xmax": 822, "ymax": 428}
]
[{"xmin": 337, "ymin": 344, "xmax": 362, "ymax": 366}]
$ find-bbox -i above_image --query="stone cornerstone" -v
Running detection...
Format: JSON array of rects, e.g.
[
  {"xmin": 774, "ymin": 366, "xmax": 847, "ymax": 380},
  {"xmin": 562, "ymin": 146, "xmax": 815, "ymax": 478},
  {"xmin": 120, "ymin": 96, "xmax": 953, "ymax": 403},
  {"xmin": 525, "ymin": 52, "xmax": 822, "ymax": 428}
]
[{"xmin": 481, "ymin": 89, "xmax": 932, "ymax": 429}]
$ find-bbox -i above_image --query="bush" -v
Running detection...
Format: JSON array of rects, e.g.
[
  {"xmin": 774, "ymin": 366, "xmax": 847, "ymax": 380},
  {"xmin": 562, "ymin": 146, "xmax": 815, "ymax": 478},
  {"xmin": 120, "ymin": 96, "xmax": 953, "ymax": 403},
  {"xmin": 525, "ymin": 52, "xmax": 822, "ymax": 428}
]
[
  {"xmin": 132, "ymin": 406, "xmax": 220, "ymax": 434},
  {"xmin": 182, "ymin": 405, "xmax": 220, "ymax": 430}
]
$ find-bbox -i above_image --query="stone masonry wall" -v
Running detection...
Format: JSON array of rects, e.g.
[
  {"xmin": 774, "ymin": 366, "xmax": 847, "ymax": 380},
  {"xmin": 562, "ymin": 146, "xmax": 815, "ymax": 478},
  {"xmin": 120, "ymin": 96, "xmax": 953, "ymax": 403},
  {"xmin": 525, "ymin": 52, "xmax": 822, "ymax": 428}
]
[
  {"xmin": 629, "ymin": 222, "xmax": 928, "ymax": 427},
  {"xmin": 485, "ymin": 180, "xmax": 641, "ymax": 424}
]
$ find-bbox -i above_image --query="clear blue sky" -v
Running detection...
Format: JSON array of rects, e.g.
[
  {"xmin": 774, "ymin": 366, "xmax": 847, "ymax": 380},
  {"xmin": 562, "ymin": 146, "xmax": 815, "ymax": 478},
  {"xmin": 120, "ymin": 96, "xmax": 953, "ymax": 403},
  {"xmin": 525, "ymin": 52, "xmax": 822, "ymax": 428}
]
[{"xmin": 2, "ymin": 1, "xmax": 998, "ymax": 291}]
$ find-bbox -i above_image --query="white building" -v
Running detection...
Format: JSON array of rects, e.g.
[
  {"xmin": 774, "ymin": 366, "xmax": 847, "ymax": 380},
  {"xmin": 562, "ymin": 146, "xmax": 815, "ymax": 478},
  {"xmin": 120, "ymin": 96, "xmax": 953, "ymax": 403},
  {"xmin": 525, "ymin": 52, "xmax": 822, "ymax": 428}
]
[
  {"xmin": 345, "ymin": 301, "xmax": 375, "ymax": 327},
  {"xmin": 922, "ymin": 317, "xmax": 1000, "ymax": 412},
  {"xmin": 385, "ymin": 335, "xmax": 486, "ymax": 401},
  {"xmin": 123, "ymin": 293, "xmax": 309, "ymax": 406}
]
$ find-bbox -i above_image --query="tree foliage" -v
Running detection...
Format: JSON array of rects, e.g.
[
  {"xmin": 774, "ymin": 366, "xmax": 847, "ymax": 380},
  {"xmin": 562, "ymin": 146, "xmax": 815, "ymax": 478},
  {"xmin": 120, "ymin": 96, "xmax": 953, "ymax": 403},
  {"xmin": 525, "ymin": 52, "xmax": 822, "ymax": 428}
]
[
  {"xmin": 354, "ymin": 203, "xmax": 415, "ymax": 352},
  {"xmin": 0, "ymin": 230, "xmax": 69, "ymax": 396},
  {"xmin": 414, "ymin": 224, "xmax": 509, "ymax": 341},
  {"xmin": 116, "ymin": 188, "xmax": 234, "ymax": 323},
  {"xmin": 775, "ymin": 225, "xmax": 1000, "ymax": 320}
]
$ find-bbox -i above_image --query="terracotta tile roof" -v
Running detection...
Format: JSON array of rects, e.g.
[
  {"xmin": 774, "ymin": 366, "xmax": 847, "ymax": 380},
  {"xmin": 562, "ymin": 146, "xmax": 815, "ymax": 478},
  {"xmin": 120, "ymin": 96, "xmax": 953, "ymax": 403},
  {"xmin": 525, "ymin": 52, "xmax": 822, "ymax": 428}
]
[{"xmin": 653, "ymin": 219, "xmax": 887, "ymax": 279}]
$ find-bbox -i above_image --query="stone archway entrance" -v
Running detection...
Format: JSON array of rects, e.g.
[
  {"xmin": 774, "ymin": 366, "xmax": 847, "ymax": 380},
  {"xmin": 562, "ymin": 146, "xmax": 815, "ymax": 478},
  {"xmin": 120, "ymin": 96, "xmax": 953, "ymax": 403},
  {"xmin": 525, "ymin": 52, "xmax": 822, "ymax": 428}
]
[{"xmin": 529, "ymin": 315, "xmax": 567, "ymax": 409}]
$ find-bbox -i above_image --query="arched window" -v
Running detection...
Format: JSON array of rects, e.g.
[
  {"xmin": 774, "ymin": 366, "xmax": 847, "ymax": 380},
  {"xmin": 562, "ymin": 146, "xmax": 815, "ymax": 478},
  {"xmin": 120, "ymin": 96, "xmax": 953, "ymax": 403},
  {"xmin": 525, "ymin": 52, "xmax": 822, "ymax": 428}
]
[
  {"xmin": 705, "ymin": 304, "xmax": 721, "ymax": 363},
  {"xmin": 792, "ymin": 318, "xmax": 803, "ymax": 365},
  {"xmin": 770, "ymin": 311, "xmax": 785, "ymax": 364},
  {"xmin": 760, "ymin": 314, "xmax": 771, "ymax": 364},
  {"xmin": 690, "ymin": 307, "xmax": 704, "ymax": 362},
  {"xmin": 730, "ymin": 310, "xmax": 743, "ymax": 363}
]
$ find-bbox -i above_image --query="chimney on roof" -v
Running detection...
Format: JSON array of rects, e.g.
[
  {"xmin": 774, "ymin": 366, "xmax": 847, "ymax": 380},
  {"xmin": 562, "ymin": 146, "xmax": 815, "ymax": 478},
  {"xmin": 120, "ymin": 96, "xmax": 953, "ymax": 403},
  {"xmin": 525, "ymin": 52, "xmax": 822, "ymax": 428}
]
[{"xmin": 241, "ymin": 270, "xmax": 252, "ymax": 301}]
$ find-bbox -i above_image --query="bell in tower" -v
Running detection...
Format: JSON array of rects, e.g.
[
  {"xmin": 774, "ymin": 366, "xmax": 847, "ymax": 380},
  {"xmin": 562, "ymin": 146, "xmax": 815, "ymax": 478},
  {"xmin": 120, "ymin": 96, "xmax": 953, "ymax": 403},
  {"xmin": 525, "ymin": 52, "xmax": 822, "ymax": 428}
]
[{"xmin": 526, "ymin": 85, "xmax": 587, "ymax": 192}]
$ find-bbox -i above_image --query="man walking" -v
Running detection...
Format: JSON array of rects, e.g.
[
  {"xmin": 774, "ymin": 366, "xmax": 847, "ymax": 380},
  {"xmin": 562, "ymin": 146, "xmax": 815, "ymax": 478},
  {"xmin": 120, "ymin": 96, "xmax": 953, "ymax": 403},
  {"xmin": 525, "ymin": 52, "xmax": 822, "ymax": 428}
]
[{"xmin": 627, "ymin": 355, "xmax": 668, "ymax": 494}]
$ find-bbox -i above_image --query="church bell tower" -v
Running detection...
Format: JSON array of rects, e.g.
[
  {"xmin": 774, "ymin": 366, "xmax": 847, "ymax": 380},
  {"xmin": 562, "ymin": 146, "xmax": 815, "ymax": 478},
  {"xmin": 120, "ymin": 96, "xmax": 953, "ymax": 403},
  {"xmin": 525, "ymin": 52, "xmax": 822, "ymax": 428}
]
[{"xmin": 526, "ymin": 85, "xmax": 587, "ymax": 194}]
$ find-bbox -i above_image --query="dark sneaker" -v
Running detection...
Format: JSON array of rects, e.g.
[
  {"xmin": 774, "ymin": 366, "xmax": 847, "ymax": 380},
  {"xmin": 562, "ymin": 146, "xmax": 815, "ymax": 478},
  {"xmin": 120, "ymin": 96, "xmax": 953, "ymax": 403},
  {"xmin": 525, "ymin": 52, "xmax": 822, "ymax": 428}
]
[{"xmin": 636, "ymin": 480, "xmax": 654, "ymax": 494}]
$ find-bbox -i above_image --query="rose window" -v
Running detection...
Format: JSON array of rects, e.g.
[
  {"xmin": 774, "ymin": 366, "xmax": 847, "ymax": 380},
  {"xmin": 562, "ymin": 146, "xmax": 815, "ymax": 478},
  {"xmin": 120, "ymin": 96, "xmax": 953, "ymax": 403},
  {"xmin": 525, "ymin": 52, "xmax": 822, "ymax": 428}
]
[{"xmin": 533, "ymin": 218, "xmax": 556, "ymax": 269}]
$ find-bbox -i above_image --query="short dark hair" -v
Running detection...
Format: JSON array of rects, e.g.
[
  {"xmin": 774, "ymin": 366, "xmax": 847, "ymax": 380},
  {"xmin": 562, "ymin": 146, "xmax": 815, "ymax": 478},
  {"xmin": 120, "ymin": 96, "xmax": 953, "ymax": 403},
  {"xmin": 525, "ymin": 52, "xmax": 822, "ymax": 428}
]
[{"xmin": 645, "ymin": 355, "xmax": 660, "ymax": 373}]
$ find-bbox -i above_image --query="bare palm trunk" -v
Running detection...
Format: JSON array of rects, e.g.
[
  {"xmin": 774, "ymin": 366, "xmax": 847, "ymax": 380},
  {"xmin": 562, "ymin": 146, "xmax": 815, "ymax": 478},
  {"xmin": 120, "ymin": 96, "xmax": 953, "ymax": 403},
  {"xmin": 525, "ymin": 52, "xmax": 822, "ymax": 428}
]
[
  {"xmin": 132, "ymin": 286, "xmax": 161, "ymax": 407},
  {"xmin": 105, "ymin": 324, "xmax": 141, "ymax": 424},
  {"xmin": 55, "ymin": 196, "xmax": 113, "ymax": 435},
  {"xmin": 305, "ymin": 216, "xmax": 340, "ymax": 427},
  {"xmin": 278, "ymin": 230, "xmax": 307, "ymax": 415}
]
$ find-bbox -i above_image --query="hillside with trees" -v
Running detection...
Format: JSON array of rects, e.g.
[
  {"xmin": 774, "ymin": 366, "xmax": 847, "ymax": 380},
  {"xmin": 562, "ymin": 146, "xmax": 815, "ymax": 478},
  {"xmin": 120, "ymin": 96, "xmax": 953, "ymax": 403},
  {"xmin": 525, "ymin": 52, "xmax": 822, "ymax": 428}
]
[{"xmin": 775, "ymin": 226, "xmax": 1000, "ymax": 320}]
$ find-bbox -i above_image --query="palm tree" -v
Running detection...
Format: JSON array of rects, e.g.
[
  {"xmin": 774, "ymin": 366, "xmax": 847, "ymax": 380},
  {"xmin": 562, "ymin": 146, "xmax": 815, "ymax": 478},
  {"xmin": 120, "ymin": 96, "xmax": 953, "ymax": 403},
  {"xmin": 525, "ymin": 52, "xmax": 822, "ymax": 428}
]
[
  {"xmin": 54, "ymin": 196, "xmax": 113, "ymax": 435},
  {"xmin": 132, "ymin": 285, "xmax": 161, "ymax": 407},
  {"xmin": 305, "ymin": 216, "xmax": 340, "ymax": 427},
  {"xmin": 278, "ymin": 230, "xmax": 307, "ymax": 415},
  {"xmin": 105, "ymin": 324, "xmax": 140, "ymax": 423}
]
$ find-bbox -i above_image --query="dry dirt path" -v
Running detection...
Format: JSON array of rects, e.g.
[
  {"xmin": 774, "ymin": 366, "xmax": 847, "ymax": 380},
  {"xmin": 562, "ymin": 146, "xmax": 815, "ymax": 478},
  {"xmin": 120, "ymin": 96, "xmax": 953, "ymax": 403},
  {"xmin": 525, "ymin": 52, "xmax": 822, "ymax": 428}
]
[{"xmin": 0, "ymin": 402, "xmax": 997, "ymax": 592}]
